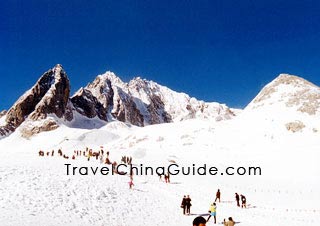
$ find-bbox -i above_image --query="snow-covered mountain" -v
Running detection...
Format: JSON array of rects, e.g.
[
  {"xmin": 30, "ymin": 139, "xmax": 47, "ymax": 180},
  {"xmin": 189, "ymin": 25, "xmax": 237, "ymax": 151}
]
[
  {"xmin": 244, "ymin": 74, "xmax": 320, "ymax": 133},
  {"xmin": 0, "ymin": 65, "xmax": 235, "ymax": 139},
  {"xmin": 71, "ymin": 72, "xmax": 235, "ymax": 126}
]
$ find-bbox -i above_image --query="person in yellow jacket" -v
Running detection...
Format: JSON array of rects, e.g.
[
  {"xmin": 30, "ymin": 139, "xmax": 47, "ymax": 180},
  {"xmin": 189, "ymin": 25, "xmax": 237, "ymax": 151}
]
[{"xmin": 206, "ymin": 202, "xmax": 217, "ymax": 223}]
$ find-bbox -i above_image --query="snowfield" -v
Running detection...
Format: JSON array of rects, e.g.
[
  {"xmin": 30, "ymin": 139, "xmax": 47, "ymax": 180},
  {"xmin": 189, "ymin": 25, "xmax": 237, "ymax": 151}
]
[{"xmin": 0, "ymin": 111, "xmax": 319, "ymax": 226}]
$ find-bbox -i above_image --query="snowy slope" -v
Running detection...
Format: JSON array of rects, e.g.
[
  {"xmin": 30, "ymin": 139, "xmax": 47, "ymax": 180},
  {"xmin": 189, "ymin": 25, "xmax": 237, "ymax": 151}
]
[{"xmin": 0, "ymin": 116, "xmax": 319, "ymax": 226}]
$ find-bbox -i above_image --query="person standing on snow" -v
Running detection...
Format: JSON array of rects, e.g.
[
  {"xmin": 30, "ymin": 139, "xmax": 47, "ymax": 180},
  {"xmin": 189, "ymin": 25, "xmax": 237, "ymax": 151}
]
[
  {"xmin": 164, "ymin": 174, "xmax": 168, "ymax": 183},
  {"xmin": 128, "ymin": 178, "xmax": 134, "ymax": 189},
  {"xmin": 206, "ymin": 202, "xmax": 217, "ymax": 224},
  {"xmin": 215, "ymin": 189, "xmax": 221, "ymax": 202},
  {"xmin": 185, "ymin": 195, "xmax": 192, "ymax": 215},
  {"xmin": 240, "ymin": 194, "xmax": 246, "ymax": 208},
  {"xmin": 235, "ymin": 193, "xmax": 240, "ymax": 207},
  {"xmin": 181, "ymin": 195, "xmax": 187, "ymax": 215},
  {"xmin": 167, "ymin": 173, "xmax": 171, "ymax": 183}
]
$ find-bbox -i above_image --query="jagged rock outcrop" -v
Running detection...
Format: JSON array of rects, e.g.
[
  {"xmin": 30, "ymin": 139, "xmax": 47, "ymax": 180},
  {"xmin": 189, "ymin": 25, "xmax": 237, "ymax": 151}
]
[
  {"xmin": 0, "ymin": 64, "xmax": 72, "ymax": 138},
  {"xmin": 28, "ymin": 65, "xmax": 71, "ymax": 120},
  {"xmin": 110, "ymin": 87, "xmax": 144, "ymax": 126},
  {"xmin": 71, "ymin": 88, "xmax": 107, "ymax": 121}
]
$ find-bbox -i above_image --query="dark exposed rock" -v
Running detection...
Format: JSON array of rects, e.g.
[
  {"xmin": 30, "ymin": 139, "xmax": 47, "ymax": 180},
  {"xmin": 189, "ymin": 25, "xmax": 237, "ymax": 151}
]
[
  {"xmin": 0, "ymin": 123, "xmax": 14, "ymax": 137},
  {"xmin": 6, "ymin": 71, "xmax": 55, "ymax": 127},
  {"xmin": 110, "ymin": 88, "xmax": 144, "ymax": 126},
  {"xmin": 147, "ymin": 94, "xmax": 172, "ymax": 124},
  {"xmin": 28, "ymin": 65, "xmax": 71, "ymax": 121},
  {"xmin": 0, "ymin": 64, "xmax": 72, "ymax": 138},
  {"xmin": 71, "ymin": 88, "xmax": 107, "ymax": 121}
]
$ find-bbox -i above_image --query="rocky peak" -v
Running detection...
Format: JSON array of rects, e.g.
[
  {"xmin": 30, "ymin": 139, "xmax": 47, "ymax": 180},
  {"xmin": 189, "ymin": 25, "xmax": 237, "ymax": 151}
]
[
  {"xmin": 0, "ymin": 64, "xmax": 72, "ymax": 138},
  {"xmin": 28, "ymin": 64, "xmax": 71, "ymax": 120},
  {"xmin": 90, "ymin": 72, "xmax": 125, "ymax": 89},
  {"xmin": 246, "ymin": 74, "xmax": 320, "ymax": 115}
]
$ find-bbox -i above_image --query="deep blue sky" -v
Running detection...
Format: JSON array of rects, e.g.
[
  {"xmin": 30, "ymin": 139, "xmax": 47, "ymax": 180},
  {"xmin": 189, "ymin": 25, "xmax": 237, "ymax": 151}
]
[{"xmin": 1, "ymin": 0, "xmax": 320, "ymax": 109}]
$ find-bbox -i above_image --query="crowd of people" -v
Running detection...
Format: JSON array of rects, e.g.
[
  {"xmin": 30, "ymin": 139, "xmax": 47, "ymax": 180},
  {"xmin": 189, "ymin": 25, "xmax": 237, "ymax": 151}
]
[
  {"xmin": 157, "ymin": 172, "xmax": 171, "ymax": 183},
  {"xmin": 38, "ymin": 147, "xmax": 137, "ymax": 189},
  {"xmin": 38, "ymin": 147, "xmax": 111, "ymax": 162}
]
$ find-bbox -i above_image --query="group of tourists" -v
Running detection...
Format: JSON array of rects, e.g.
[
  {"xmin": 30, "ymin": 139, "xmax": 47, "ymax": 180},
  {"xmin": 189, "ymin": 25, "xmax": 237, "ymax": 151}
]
[
  {"xmin": 235, "ymin": 193, "xmax": 247, "ymax": 208},
  {"xmin": 157, "ymin": 172, "xmax": 171, "ymax": 183},
  {"xmin": 38, "ymin": 147, "xmax": 109, "ymax": 162},
  {"xmin": 39, "ymin": 147, "xmax": 138, "ymax": 189},
  {"xmin": 181, "ymin": 195, "xmax": 192, "ymax": 215},
  {"xmin": 183, "ymin": 189, "xmax": 248, "ymax": 225}
]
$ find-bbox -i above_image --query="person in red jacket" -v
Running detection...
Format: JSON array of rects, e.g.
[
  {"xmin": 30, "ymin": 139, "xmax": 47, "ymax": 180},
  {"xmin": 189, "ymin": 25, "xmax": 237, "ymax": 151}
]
[{"xmin": 215, "ymin": 189, "xmax": 221, "ymax": 202}]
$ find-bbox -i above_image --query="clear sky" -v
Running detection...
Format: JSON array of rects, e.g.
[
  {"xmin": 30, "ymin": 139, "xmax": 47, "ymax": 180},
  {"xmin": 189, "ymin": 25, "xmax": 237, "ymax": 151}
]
[{"xmin": 1, "ymin": 0, "xmax": 320, "ymax": 110}]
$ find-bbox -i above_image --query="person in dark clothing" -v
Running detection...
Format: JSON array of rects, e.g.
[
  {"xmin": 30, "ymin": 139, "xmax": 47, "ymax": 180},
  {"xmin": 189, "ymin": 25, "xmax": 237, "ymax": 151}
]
[
  {"xmin": 185, "ymin": 195, "xmax": 192, "ymax": 215},
  {"xmin": 193, "ymin": 216, "xmax": 206, "ymax": 226},
  {"xmin": 164, "ymin": 174, "xmax": 168, "ymax": 183},
  {"xmin": 215, "ymin": 189, "xmax": 221, "ymax": 202},
  {"xmin": 240, "ymin": 194, "xmax": 246, "ymax": 208},
  {"xmin": 181, "ymin": 195, "xmax": 187, "ymax": 215},
  {"xmin": 235, "ymin": 193, "xmax": 240, "ymax": 207}
]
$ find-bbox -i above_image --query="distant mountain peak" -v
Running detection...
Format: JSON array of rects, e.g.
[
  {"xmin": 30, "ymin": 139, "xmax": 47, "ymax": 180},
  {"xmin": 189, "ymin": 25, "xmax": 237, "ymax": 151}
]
[
  {"xmin": 52, "ymin": 64, "xmax": 66, "ymax": 79},
  {"xmin": 98, "ymin": 71, "xmax": 125, "ymax": 86},
  {"xmin": 273, "ymin": 73, "xmax": 318, "ymax": 88},
  {"xmin": 246, "ymin": 73, "xmax": 320, "ymax": 115}
]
